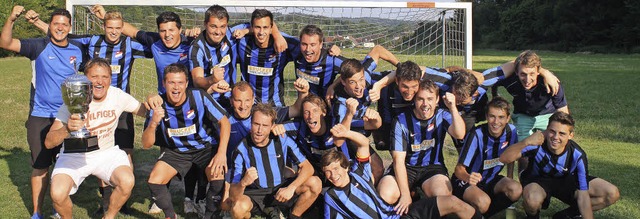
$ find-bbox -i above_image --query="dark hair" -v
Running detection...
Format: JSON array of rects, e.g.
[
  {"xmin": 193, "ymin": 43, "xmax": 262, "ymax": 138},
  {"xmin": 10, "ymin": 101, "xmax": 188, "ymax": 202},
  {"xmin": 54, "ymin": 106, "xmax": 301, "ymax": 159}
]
[
  {"xmin": 448, "ymin": 66, "xmax": 478, "ymax": 103},
  {"xmin": 549, "ymin": 111, "xmax": 575, "ymax": 132},
  {"xmin": 486, "ymin": 96, "xmax": 511, "ymax": 116},
  {"xmin": 204, "ymin": 5, "xmax": 229, "ymax": 24},
  {"xmin": 251, "ymin": 103, "xmax": 277, "ymax": 124},
  {"xmin": 299, "ymin": 25, "xmax": 323, "ymax": 43},
  {"xmin": 515, "ymin": 50, "xmax": 541, "ymax": 72},
  {"xmin": 163, "ymin": 63, "xmax": 189, "ymax": 80},
  {"xmin": 339, "ymin": 59, "xmax": 364, "ymax": 80},
  {"xmin": 320, "ymin": 150, "xmax": 350, "ymax": 170},
  {"xmin": 156, "ymin": 12, "xmax": 182, "ymax": 29},
  {"xmin": 84, "ymin": 58, "xmax": 111, "ymax": 75},
  {"xmin": 49, "ymin": 9, "xmax": 71, "ymax": 24},
  {"xmin": 396, "ymin": 61, "xmax": 422, "ymax": 82},
  {"xmin": 301, "ymin": 94, "xmax": 328, "ymax": 115},
  {"xmin": 251, "ymin": 9, "xmax": 273, "ymax": 26},
  {"xmin": 418, "ymin": 78, "xmax": 439, "ymax": 94}
]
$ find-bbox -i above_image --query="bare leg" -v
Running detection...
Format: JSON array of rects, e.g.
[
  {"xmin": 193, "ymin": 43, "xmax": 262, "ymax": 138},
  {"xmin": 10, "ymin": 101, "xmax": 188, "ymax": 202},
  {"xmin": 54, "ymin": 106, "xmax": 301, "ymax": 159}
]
[
  {"xmin": 49, "ymin": 174, "xmax": 74, "ymax": 219},
  {"xmin": 522, "ymin": 183, "xmax": 546, "ymax": 216},
  {"xmin": 103, "ymin": 166, "xmax": 135, "ymax": 219},
  {"xmin": 377, "ymin": 175, "xmax": 401, "ymax": 204},
  {"xmin": 587, "ymin": 178, "xmax": 619, "ymax": 211},
  {"xmin": 291, "ymin": 176, "xmax": 322, "ymax": 217},
  {"xmin": 421, "ymin": 174, "xmax": 452, "ymax": 197},
  {"xmin": 31, "ymin": 168, "xmax": 49, "ymax": 216},
  {"xmin": 230, "ymin": 195, "xmax": 253, "ymax": 219},
  {"xmin": 436, "ymin": 195, "xmax": 477, "ymax": 219},
  {"xmin": 462, "ymin": 186, "xmax": 491, "ymax": 213}
]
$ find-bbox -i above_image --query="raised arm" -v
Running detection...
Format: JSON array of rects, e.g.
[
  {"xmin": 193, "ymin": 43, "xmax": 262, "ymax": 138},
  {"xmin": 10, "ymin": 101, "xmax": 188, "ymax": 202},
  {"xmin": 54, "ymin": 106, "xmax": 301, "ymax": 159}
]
[
  {"xmin": 496, "ymin": 60, "xmax": 560, "ymax": 95},
  {"xmin": 141, "ymin": 107, "xmax": 164, "ymax": 149},
  {"xmin": 24, "ymin": 9, "xmax": 49, "ymax": 34},
  {"xmin": 288, "ymin": 78, "xmax": 310, "ymax": 118},
  {"xmin": 91, "ymin": 5, "xmax": 139, "ymax": 38},
  {"xmin": 367, "ymin": 45, "xmax": 399, "ymax": 66},
  {"xmin": 499, "ymin": 131, "xmax": 544, "ymax": 164},
  {"xmin": 331, "ymin": 124, "xmax": 370, "ymax": 158},
  {"xmin": 443, "ymin": 92, "xmax": 465, "ymax": 139},
  {"xmin": 0, "ymin": 6, "xmax": 25, "ymax": 52}
]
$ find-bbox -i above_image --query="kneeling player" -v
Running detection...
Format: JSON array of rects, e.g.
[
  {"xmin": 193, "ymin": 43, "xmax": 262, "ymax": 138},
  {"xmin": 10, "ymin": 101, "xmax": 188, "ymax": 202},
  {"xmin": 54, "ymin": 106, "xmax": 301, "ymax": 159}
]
[
  {"xmin": 453, "ymin": 97, "xmax": 522, "ymax": 217},
  {"xmin": 228, "ymin": 104, "xmax": 321, "ymax": 219},
  {"xmin": 322, "ymin": 124, "xmax": 482, "ymax": 219},
  {"xmin": 500, "ymin": 112, "xmax": 619, "ymax": 219}
]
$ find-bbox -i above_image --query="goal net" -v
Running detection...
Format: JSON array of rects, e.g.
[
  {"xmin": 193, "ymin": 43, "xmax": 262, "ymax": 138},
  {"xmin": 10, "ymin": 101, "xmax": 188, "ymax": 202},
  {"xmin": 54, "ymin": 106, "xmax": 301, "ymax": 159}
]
[{"xmin": 66, "ymin": 0, "xmax": 472, "ymax": 144}]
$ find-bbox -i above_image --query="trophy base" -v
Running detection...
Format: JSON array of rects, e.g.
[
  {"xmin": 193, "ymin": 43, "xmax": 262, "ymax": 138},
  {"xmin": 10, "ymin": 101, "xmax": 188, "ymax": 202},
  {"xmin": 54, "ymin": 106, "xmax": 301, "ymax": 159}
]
[{"xmin": 63, "ymin": 135, "xmax": 99, "ymax": 153}]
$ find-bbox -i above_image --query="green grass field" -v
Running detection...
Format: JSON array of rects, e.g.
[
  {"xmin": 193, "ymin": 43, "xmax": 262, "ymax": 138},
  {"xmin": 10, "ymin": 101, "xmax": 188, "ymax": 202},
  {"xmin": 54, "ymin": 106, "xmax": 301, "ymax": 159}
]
[{"xmin": 0, "ymin": 49, "xmax": 638, "ymax": 218}]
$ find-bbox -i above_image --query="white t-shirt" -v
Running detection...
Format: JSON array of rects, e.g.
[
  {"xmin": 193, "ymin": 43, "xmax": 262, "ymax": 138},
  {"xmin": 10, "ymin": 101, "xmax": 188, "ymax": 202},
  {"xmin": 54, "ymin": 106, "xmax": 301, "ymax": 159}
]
[{"xmin": 56, "ymin": 87, "xmax": 140, "ymax": 152}]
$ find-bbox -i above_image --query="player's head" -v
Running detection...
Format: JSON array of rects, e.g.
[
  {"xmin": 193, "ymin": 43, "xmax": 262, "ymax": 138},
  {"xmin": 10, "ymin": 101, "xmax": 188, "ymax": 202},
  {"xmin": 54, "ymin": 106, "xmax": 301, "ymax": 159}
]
[
  {"xmin": 250, "ymin": 103, "xmax": 277, "ymax": 146},
  {"xmin": 231, "ymin": 81, "xmax": 255, "ymax": 119},
  {"xmin": 413, "ymin": 79, "xmax": 440, "ymax": 120},
  {"xmin": 339, "ymin": 59, "xmax": 366, "ymax": 98},
  {"xmin": 515, "ymin": 50, "xmax": 541, "ymax": 90},
  {"xmin": 156, "ymin": 12, "xmax": 182, "ymax": 49},
  {"xmin": 299, "ymin": 25, "xmax": 324, "ymax": 63},
  {"xmin": 48, "ymin": 9, "xmax": 72, "ymax": 45},
  {"xmin": 545, "ymin": 112, "xmax": 575, "ymax": 153},
  {"xmin": 84, "ymin": 58, "xmax": 112, "ymax": 102},
  {"xmin": 486, "ymin": 96, "xmax": 511, "ymax": 138},
  {"xmin": 321, "ymin": 150, "xmax": 351, "ymax": 187},
  {"xmin": 103, "ymin": 11, "xmax": 124, "ymax": 44},
  {"xmin": 302, "ymin": 94, "xmax": 328, "ymax": 135},
  {"xmin": 395, "ymin": 61, "xmax": 422, "ymax": 101},
  {"xmin": 250, "ymin": 9, "xmax": 273, "ymax": 48},
  {"xmin": 162, "ymin": 63, "xmax": 189, "ymax": 105},
  {"xmin": 204, "ymin": 5, "xmax": 229, "ymax": 44},
  {"xmin": 447, "ymin": 66, "xmax": 479, "ymax": 105}
]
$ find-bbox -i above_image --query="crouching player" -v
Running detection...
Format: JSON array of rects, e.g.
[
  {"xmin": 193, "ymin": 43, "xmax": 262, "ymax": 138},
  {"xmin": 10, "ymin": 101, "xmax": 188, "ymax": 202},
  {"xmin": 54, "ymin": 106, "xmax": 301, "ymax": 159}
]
[
  {"xmin": 453, "ymin": 97, "xmax": 522, "ymax": 217},
  {"xmin": 322, "ymin": 124, "xmax": 482, "ymax": 219},
  {"xmin": 500, "ymin": 112, "xmax": 619, "ymax": 219}
]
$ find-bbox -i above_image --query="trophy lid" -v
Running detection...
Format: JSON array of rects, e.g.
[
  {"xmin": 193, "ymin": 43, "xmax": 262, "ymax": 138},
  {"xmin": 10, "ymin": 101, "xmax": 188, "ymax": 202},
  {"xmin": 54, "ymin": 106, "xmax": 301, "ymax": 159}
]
[{"xmin": 62, "ymin": 73, "xmax": 92, "ymax": 86}]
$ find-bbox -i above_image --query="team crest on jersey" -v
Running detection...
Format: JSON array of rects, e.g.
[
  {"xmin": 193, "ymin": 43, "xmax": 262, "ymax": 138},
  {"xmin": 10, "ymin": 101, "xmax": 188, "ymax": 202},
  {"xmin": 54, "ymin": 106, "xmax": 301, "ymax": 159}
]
[
  {"xmin": 268, "ymin": 54, "xmax": 277, "ymax": 62},
  {"xmin": 314, "ymin": 66, "xmax": 323, "ymax": 71},
  {"xmin": 115, "ymin": 51, "xmax": 123, "ymax": 58},
  {"xmin": 221, "ymin": 42, "xmax": 228, "ymax": 51},
  {"xmin": 427, "ymin": 123, "xmax": 435, "ymax": 131},
  {"xmin": 69, "ymin": 56, "xmax": 76, "ymax": 64},
  {"xmin": 186, "ymin": 109, "xmax": 195, "ymax": 119},
  {"xmin": 501, "ymin": 141, "xmax": 509, "ymax": 149},
  {"xmin": 179, "ymin": 53, "xmax": 188, "ymax": 61}
]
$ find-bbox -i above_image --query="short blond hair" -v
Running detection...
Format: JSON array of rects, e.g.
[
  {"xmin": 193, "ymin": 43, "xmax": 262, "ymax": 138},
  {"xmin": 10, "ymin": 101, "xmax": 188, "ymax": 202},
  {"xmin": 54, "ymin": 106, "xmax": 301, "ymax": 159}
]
[{"xmin": 104, "ymin": 11, "xmax": 124, "ymax": 22}]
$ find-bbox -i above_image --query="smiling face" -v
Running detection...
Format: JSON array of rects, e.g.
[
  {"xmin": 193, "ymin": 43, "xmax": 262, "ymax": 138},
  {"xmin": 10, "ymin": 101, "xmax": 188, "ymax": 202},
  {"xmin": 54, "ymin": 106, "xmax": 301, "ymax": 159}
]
[
  {"xmin": 103, "ymin": 19, "xmax": 123, "ymax": 44},
  {"xmin": 486, "ymin": 106, "xmax": 510, "ymax": 138},
  {"xmin": 300, "ymin": 34, "xmax": 322, "ymax": 63},
  {"xmin": 231, "ymin": 88, "xmax": 254, "ymax": 119},
  {"xmin": 251, "ymin": 17, "xmax": 272, "ymax": 48},
  {"xmin": 413, "ymin": 88, "xmax": 439, "ymax": 120},
  {"xmin": 163, "ymin": 72, "xmax": 188, "ymax": 105},
  {"xmin": 397, "ymin": 79, "xmax": 419, "ymax": 101},
  {"xmin": 302, "ymin": 101, "xmax": 326, "ymax": 135},
  {"xmin": 341, "ymin": 71, "xmax": 366, "ymax": 98},
  {"xmin": 517, "ymin": 66, "xmax": 540, "ymax": 90},
  {"xmin": 544, "ymin": 121, "xmax": 574, "ymax": 155},
  {"xmin": 251, "ymin": 111, "xmax": 274, "ymax": 147},
  {"xmin": 323, "ymin": 160, "xmax": 350, "ymax": 188},
  {"xmin": 49, "ymin": 15, "xmax": 71, "ymax": 46},
  {"xmin": 85, "ymin": 65, "xmax": 112, "ymax": 102},
  {"xmin": 205, "ymin": 16, "xmax": 227, "ymax": 45},
  {"xmin": 158, "ymin": 21, "xmax": 182, "ymax": 49}
]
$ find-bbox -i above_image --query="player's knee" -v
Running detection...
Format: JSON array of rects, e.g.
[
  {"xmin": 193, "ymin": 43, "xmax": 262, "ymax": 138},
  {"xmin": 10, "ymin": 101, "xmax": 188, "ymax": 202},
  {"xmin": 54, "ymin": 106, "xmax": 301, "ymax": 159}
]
[
  {"xmin": 377, "ymin": 177, "xmax": 400, "ymax": 203},
  {"xmin": 424, "ymin": 175, "xmax": 452, "ymax": 196},
  {"xmin": 505, "ymin": 182, "xmax": 523, "ymax": 201},
  {"xmin": 470, "ymin": 194, "xmax": 491, "ymax": 213},
  {"xmin": 605, "ymin": 185, "xmax": 620, "ymax": 206},
  {"xmin": 115, "ymin": 172, "xmax": 135, "ymax": 192},
  {"xmin": 305, "ymin": 176, "xmax": 322, "ymax": 195},
  {"xmin": 231, "ymin": 196, "xmax": 252, "ymax": 216},
  {"xmin": 50, "ymin": 184, "xmax": 69, "ymax": 203}
]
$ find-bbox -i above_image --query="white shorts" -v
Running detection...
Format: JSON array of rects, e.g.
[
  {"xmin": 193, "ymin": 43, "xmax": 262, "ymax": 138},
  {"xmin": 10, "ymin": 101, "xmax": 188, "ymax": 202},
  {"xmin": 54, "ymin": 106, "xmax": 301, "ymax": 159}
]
[{"xmin": 51, "ymin": 146, "xmax": 131, "ymax": 195}]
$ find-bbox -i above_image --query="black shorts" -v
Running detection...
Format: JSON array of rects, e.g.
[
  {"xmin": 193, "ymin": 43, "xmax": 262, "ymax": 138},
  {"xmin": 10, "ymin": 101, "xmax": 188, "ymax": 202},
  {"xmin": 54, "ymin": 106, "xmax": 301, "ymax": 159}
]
[
  {"xmin": 402, "ymin": 197, "xmax": 441, "ymax": 219},
  {"xmin": 115, "ymin": 112, "xmax": 134, "ymax": 150},
  {"xmin": 452, "ymin": 175, "xmax": 504, "ymax": 200},
  {"xmin": 387, "ymin": 164, "xmax": 449, "ymax": 190},
  {"xmin": 372, "ymin": 122, "xmax": 392, "ymax": 150},
  {"xmin": 245, "ymin": 178, "xmax": 298, "ymax": 215},
  {"xmin": 521, "ymin": 175, "xmax": 597, "ymax": 209},
  {"xmin": 25, "ymin": 116, "xmax": 60, "ymax": 169},
  {"xmin": 157, "ymin": 147, "xmax": 213, "ymax": 179}
]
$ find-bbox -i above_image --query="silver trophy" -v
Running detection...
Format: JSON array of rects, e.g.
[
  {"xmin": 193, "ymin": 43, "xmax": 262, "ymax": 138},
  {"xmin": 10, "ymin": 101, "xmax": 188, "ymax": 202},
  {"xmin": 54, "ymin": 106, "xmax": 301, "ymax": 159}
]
[{"xmin": 61, "ymin": 74, "xmax": 98, "ymax": 153}]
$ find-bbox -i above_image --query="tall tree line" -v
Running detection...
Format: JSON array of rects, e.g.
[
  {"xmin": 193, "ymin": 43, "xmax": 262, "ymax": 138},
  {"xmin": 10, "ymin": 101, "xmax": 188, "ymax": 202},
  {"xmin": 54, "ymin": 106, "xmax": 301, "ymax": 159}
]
[{"xmin": 468, "ymin": 0, "xmax": 640, "ymax": 53}]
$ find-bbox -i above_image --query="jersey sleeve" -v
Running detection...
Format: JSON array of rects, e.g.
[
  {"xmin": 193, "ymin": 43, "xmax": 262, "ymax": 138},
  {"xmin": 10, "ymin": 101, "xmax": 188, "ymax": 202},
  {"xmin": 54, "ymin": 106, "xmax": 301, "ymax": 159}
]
[
  {"xmin": 120, "ymin": 90, "xmax": 141, "ymax": 113},
  {"xmin": 274, "ymin": 106, "xmax": 290, "ymax": 123},
  {"xmin": 440, "ymin": 110, "xmax": 453, "ymax": 130},
  {"xmin": 481, "ymin": 66, "xmax": 506, "ymax": 87},
  {"xmin": 458, "ymin": 128, "xmax": 481, "ymax": 167},
  {"xmin": 521, "ymin": 145, "xmax": 540, "ymax": 158},
  {"xmin": 552, "ymin": 84, "xmax": 568, "ymax": 109},
  {"xmin": 202, "ymin": 91, "xmax": 229, "ymax": 122},
  {"xmin": 423, "ymin": 67, "xmax": 451, "ymax": 89},
  {"xmin": 188, "ymin": 41, "xmax": 206, "ymax": 70},
  {"xmin": 135, "ymin": 31, "xmax": 160, "ymax": 48},
  {"xmin": 55, "ymin": 104, "xmax": 71, "ymax": 124},
  {"xmin": 18, "ymin": 38, "xmax": 47, "ymax": 60},
  {"xmin": 228, "ymin": 147, "xmax": 246, "ymax": 184},
  {"xmin": 390, "ymin": 116, "xmax": 408, "ymax": 152},
  {"xmin": 230, "ymin": 23, "xmax": 250, "ymax": 33},
  {"xmin": 284, "ymin": 34, "xmax": 300, "ymax": 62},
  {"xmin": 130, "ymin": 39, "xmax": 153, "ymax": 58},
  {"xmin": 285, "ymin": 136, "xmax": 307, "ymax": 165}
]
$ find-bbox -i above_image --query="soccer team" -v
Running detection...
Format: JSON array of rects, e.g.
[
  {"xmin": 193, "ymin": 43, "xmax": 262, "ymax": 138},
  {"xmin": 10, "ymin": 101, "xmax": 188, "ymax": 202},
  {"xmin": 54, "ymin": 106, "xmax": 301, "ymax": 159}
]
[{"xmin": 0, "ymin": 4, "xmax": 620, "ymax": 219}]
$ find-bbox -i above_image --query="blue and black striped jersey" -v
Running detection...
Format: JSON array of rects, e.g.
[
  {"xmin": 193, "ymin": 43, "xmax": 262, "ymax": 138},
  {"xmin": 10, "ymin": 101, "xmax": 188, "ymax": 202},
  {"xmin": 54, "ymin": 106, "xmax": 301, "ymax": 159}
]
[
  {"xmin": 135, "ymin": 31, "xmax": 193, "ymax": 94},
  {"xmin": 229, "ymin": 135, "xmax": 307, "ymax": 189},
  {"xmin": 71, "ymin": 35, "xmax": 151, "ymax": 93},
  {"xmin": 237, "ymin": 33, "xmax": 300, "ymax": 106},
  {"xmin": 282, "ymin": 117, "xmax": 351, "ymax": 164},
  {"xmin": 149, "ymin": 89, "xmax": 228, "ymax": 152},
  {"xmin": 391, "ymin": 109, "xmax": 452, "ymax": 166},
  {"xmin": 521, "ymin": 140, "xmax": 589, "ymax": 190},
  {"xmin": 422, "ymin": 67, "xmax": 490, "ymax": 114},
  {"xmin": 378, "ymin": 79, "xmax": 414, "ymax": 124},
  {"xmin": 294, "ymin": 49, "xmax": 346, "ymax": 98},
  {"xmin": 227, "ymin": 106, "xmax": 290, "ymax": 158},
  {"xmin": 324, "ymin": 160, "xmax": 399, "ymax": 219},
  {"xmin": 458, "ymin": 124, "xmax": 518, "ymax": 184}
]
